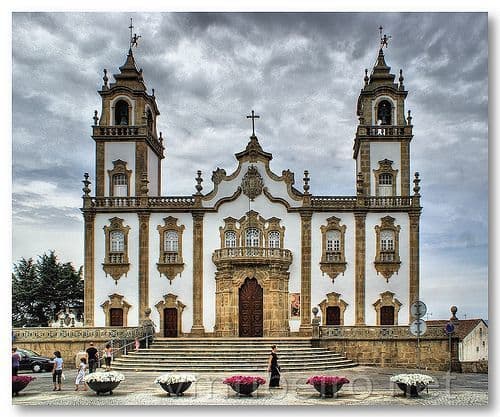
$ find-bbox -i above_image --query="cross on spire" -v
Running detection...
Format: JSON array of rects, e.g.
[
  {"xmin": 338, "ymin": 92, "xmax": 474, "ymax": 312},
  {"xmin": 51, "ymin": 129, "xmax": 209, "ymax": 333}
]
[
  {"xmin": 379, "ymin": 25, "xmax": 391, "ymax": 49},
  {"xmin": 246, "ymin": 110, "xmax": 260, "ymax": 136},
  {"xmin": 129, "ymin": 18, "xmax": 141, "ymax": 48}
]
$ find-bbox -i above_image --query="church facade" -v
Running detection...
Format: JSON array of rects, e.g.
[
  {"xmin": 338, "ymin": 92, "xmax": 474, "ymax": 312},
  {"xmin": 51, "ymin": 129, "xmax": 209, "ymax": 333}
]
[{"xmin": 81, "ymin": 42, "xmax": 422, "ymax": 338}]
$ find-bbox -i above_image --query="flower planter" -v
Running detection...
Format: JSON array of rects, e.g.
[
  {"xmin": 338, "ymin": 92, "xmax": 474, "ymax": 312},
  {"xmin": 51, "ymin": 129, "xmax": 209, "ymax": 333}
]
[
  {"xmin": 223, "ymin": 376, "xmax": 266, "ymax": 397},
  {"xmin": 87, "ymin": 380, "xmax": 121, "ymax": 395},
  {"xmin": 159, "ymin": 381, "xmax": 192, "ymax": 396},
  {"xmin": 312, "ymin": 383, "xmax": 346, "ymax": 398},
  {"xmin": 12, "ymin": 376, "xmax": 35, "ymax": 396},
  {"xmin": 396, "ymin": 383, "xmax": 427, "ymax": 398},
  {"xmin": 228, "ymin": 383, "xmax": 260, "ymax": 396}
]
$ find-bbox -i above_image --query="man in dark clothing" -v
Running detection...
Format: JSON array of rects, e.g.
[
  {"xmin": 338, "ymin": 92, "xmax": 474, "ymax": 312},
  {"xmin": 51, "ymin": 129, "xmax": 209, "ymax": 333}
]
[{"xmin": 86, "ymin": 342, "xmax": 99, "ymax": 373}]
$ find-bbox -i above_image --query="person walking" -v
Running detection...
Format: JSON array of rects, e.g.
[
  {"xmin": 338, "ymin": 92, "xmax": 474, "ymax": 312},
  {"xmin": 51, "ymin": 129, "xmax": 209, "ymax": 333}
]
[
  {"xmin": 74, "ymin": 357, "xmax": 88, "ymax": 391},
  {"xmin": 52, "ymin": 351, "xmax": 64, "ymax": 391},
  {"xmin": 86, "ymin": 342, "xmax": 99, "ymax": 373},
  {"xmin": 12, "ymin": 347, "xmax": 21, "ymax": 376},
  {"xmin": 103, "ymin": 344, "xmax": 112, "ymax": 371},
  {"xmin": 267, "ymin": 345, "xmax": 282, "ymax": 389}
]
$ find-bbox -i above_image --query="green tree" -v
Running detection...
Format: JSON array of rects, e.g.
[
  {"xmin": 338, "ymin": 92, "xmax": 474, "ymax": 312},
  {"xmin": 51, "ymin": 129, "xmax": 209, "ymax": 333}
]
[{"xmin": 12, "ymin": 251, "xmax": 83, "ymax": 327}]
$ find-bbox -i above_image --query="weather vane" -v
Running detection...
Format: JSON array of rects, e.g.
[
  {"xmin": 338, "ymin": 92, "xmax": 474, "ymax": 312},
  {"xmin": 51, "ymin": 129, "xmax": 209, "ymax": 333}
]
[
  {"xmin": 379, "ymin": 25, "xmax": 391, "ymax": 49},
  {"xmin": 129, "ymin": 18, "xmax": 141, "ymax": 48}
]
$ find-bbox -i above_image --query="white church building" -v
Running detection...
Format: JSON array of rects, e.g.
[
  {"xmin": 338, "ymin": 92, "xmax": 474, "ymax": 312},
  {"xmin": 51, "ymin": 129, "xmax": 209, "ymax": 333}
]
[{"xmin": 81, "ymin": 40, "xmax": 422, "ymax": 338}]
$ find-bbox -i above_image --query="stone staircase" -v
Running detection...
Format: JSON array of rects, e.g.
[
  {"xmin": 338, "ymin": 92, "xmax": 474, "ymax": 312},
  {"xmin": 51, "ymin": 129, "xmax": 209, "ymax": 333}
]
[{"xmin": 111, "ymin": 338, "xmax": 357, "ymax": 372}]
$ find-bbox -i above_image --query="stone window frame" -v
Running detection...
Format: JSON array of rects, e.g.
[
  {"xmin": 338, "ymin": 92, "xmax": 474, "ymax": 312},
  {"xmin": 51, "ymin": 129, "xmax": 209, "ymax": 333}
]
[
  {"xmin": 156, "ymin": 216, "xmax": 185, "ymax": 282},
  {"xmin": 373, "ymin": 291, "xmax": 402, "ymax": 326},
  {"xmin": 220, "ymin": 217, "xmax": 242, "ymax": 248},
  {"xmin": 374, "ymin": 216, "xmax": 401, "ymax": 282},
  {"xmin": 102, "ymin": 217, "xmax": 130, "ymax": 282},
  {"xmin": 100, "ymin": 293, "xmax": 131, "ymax": 327},
  {"xmin": 155, "ymin": 293, "xmax": 186, "ymax": 337},
  {"xmin": 373, "ymin": 159, "xmax": 398, "ymax": 197},
  {"xmin": 108, "ymin": 159, "xmax": 132, "ymax": 197},
  {"xmin": 264, "ymin": 217, "xmax": 285, "ymax": 249},
  {"xmin": 319, "ymin": 216, "xmax": 347, "ymax": 282},
  {"xmin": 318, "ymin": 292, "xmax": 349, "ymax": 326}
]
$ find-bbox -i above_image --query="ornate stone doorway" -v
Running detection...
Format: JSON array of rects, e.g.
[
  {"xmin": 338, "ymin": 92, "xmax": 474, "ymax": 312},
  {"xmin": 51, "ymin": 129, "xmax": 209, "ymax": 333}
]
[
  {"xmin": 109, "ymin": 308, "xmax": 124, "ymax": 326},
  {"xmin": 326, "ymin": 306, "xmax": 340, "ymax": 325},
  {"xmin": 239, "ymin": 277, "xmax": 263, "ymax": 337},
  {"xmin": 163, "ymin": 308, "xmax": 178, "ymax": 337}
]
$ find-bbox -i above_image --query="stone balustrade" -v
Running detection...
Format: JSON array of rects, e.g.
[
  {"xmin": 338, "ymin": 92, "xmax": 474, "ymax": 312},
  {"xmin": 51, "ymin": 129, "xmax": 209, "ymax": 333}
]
[{"xmin": 213, "ymin": 247, "xmax": 292, "ymax": 265}]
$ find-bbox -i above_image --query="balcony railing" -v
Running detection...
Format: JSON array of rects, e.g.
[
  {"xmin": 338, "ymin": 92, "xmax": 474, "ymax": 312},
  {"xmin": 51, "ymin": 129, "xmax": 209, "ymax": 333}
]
[
  {"xmin": 107, "ymin": 253, "xmax": 125, "ymax": 264},
  {"xmin": 356, "ymin": 125, "xmax": 411, "ymax": 137},
  {"xmin": 213, "ymin": 247, "xmax": 293, "ymax": 264}
]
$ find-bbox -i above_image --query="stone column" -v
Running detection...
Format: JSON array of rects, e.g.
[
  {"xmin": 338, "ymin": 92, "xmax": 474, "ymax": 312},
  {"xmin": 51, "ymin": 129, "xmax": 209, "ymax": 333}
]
[
  {"xmin": 299, "ymin": 211, "xmax": 313, "ymax": 335},
  {"xmin": 135, "ymin": 141, "xmax": 148, "ymax": 196},
  {"xmin": 409, "ymin": 212, "xmax": 421, "ymax": 321},
  {"xmin": 83, "ymin": 212, "xmax": 95, "ymax": 326},
  {"xmin": 138, "ymin": 212, "xmax": 150, "ymax": 322},
  {"xmin": 354, "ymin": 212, "xmax": 366, "ymax": 325},
  {"xmin": 401, "ymin": 140, "xmax": 411, "ymax": 196},
  {"xmin": 191, "ymin": 212, "xmax": 205, "ymax": 335},
  {"xmin": 95, "ymin": 142, "xmax": 105, "ymax": 196}
]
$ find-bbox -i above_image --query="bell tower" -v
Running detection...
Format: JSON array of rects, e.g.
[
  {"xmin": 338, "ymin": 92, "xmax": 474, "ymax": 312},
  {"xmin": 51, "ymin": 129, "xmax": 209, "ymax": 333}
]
[
  {"xmin": 353, "ymin": 30, "xmax": 413, "ymax": 197},
  {"xmin": 92, "ymin": 28, "xmax": 164, "ymax": 198}
]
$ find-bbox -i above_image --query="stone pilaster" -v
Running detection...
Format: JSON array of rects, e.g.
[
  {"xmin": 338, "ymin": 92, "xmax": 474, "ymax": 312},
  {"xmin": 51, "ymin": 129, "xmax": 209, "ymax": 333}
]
[
  {"xmin": 138, "ymin": 212, "xmax": 150, "ymax": 322},
  {"xmin": 409, "ymin": 212, "xmax": 421, "ymax": 322},
  {"xmin": 354, "ymin": 212, "xmax": 366, "ymax": 325},
  {"xmin": 401, "ymin": 140, "xmax": 410, "ymax": 196},
  {"xmin": 191, "ymin": 212, "xmax": 205, "ymax": 335},
  {"xmin": 95, "ymin": 142, "xmax": 105, "ymax": 196},
  {"xmin": 135, "ymin": 141, "xmax": 148, "ymax": 197},
  {"xmin": 359, "ymin": 141, "xmax": 371, "ymax": 195},
  {"xmin": 83, "ymin": 212, "xmax": 95, "ymax": 326},
  {"xmin": 299, "ymin": 211, "xmax": 313, "ymax": 335}
]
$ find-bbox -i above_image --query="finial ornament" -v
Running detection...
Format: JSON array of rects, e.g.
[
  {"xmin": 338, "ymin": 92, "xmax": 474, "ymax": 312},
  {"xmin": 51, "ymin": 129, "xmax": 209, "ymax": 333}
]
[
  {"xmin": 82, "ymin": 173, "xmax": 91, "ymax": 196},
  {"xmin": 413, "ymin": 172, "xmax": 421, "ymax": 195},
  {"xmin": 246, "ymin": 110, "xmax": 260, "ymax": 136},
  {"xmin": 303, "ymin": 170, "xmax": 310, "ymax": 195},
  {"xmin": 399, "ymin": 69, "xmax": 405, "ymax": 89},
  {"xmin": 159, "ymin": 131, "xmax": 163, "ymax": 144},
  {"xmin": 364, "ymin": 68, "xmax": 369, "ymax": 86},
  {"xmin": 379, "ymin": 25, "xmax": 391, "ymax": 49},
  {"xmin": 195, "ymin": 170, "xmax": 203, "ymax": 195},
  {"xmin": 93, "ymin": 110, "xmax": 99, "ymax": 126},
  {"xmin": 102, "ymin": 69, "xmax": 108, "ymax": 88},
  {"xmin": 407, "ymin": 109, "xmax": 413, "ymax": 125},
  {"xmin": 152, "ymin": 88, "xmax": 155, "ymax": 97},
  {"xmin": 129, "ymin": 18, "xmax": 141, "ymax": 48}
]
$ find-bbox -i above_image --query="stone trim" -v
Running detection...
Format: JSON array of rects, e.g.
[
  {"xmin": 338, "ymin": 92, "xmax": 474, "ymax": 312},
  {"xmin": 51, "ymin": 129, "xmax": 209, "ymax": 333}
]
[
  {"xmin": 191, "ymin": 212, "xmax": 205, "ymax": 335},
  {"xmin": 138, "ymin": 212, "xmax": 150, "ymax": 321},
  {"xmin": 155, "ymin": 293, "xmax": 186, "ymax": 337},
  {"xmin": 299, "ymin": 211, "xmax": 312, "ymax": 335},
  {"xmin": 374, "ymin": 216, "xmax": 401, "ymax": 281},
  {"xmin": 373, "ymin": 159, "xmax": 398, "ymax": 197},
  {"xmin": 83, "ymin": 212, "xmax": 95, "ymax": 326},
  {"xmin": 409, "ymin": 212, "xmax": 421, "ymax": 322},
  {"xmin": 156, "ymin": 216, "xmax": 185, "ymax": 282},
  {"xmin": 102, "ymin": 217, "xmax": 130, "ymax": 282},
  {"xmin": 318, "ymin": 292, "xmax": 348, "ymax": 326},
  {"xmin": 100, "ymin": 293, "xmax": 132, "ymax": 326},
  {"xmin": 373, "ymin": 291, "xmax": 402, "ymax": 325},
  {"xmin": 319, "ymin": 216, "xmax": 347, "ymax": 282},
  {"xmin": 96, "ymin": 142, "xmax": 105, "ymax": 196},
  {"xmin": 354, "ymin": 212, "xmax": 366, "ymax": 325},
  {"xmin": 359, "ymin": 141, "xmax": 371, "ymax": 195},
  {"xmin": 135, "ymin": 141, "xmax": 148, "ymax": 197},
  {"xmin": 401, "ymin": 141, "xmax": 410, "ymax": 196},
  {"xmin": 107, "ymin": 159, "xmax": 132, "ymax": 197}
]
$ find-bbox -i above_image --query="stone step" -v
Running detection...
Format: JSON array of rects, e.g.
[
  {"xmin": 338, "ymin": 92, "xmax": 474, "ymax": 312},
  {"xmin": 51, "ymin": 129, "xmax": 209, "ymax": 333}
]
[
  {"xmin": 110, "ymin": 363, "xmax": 357, "ymax": 372},
  {"xmin": 113, "ymin": 356, "xmax": 348, "ymax": 364},
  {"xmin": 144, "ymin": 347, "xmax": 331, "ymax": 352},
  {"xmin": 124, "ymin": 353, "xmax": 343, "ymax": 360}
]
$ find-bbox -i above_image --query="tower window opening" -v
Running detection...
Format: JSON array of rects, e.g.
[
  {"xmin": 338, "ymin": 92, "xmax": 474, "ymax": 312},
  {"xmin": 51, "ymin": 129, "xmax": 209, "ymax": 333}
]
[
  {"xmin": 115, "ymin": 100, "xmax": 130, "ymax": 125},
  {"xmin": 377, "ymin": 100, "xmax": 392, "ymax": 125}
]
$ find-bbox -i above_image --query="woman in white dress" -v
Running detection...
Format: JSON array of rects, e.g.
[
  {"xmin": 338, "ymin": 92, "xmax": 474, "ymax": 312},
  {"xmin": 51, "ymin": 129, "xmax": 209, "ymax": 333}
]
[{"xmin": 75, "ymin": 357, "xmax": 88, "ymax": 391}]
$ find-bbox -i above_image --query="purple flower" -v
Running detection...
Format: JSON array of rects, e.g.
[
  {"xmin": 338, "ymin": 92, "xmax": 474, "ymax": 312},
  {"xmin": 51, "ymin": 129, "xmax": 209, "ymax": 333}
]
[
  {"xmin": 223, "ymin": 375, "xmax": 266, "ymax": 386},
  {"xmin": 306, "ymin": 375, "xmax": 350, "ymax": 385}
]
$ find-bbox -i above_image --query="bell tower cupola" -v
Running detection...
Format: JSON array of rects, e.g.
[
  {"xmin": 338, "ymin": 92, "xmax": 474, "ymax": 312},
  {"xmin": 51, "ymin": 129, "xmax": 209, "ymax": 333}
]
[
  {"xmin": 92, "ymin": 19, "xmax": 164, "ymax": 198},
  {"xmin": 353, "ymin": 27, "xmax": 413, "ymax": 197}
]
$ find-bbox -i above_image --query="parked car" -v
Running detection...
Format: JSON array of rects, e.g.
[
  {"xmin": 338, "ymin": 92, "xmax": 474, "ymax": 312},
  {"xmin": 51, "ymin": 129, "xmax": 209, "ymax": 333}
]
[{"xmin": 17, "ymin": 348, "xmax": 54, "ymax": 373}]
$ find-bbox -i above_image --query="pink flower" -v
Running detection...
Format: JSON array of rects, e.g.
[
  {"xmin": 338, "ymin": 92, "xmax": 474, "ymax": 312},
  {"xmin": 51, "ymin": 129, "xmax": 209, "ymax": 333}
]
[
  {"xmin": 223, "ymin": 375, "xmax": 266, "ymax": 386},
  {"xmin": 12, "ymin": 376, "xmax": 36, "ymax": 384},
  {"xmin": 306, "ymin": 375, "xmax": 350, "ymax": 385}
]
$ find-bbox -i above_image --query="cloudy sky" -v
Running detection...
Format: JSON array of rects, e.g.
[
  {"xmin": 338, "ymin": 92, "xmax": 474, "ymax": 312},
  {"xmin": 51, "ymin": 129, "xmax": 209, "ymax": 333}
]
[{"xmin": 11, "ymin": 12, "xmax": 488, "ymax": 320}]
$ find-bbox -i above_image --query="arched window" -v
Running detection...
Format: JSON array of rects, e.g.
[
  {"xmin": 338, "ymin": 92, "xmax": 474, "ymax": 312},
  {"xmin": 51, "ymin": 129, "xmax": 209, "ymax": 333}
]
[
  {"xmin": 326, "ymin": 230, "xmax": 342, "ymax": 261},
  {"xmin": 377, "ymin": 100, "xmax": 392, "ymax": 125},
  {"xmin": 378, "ymin": 173, "xmax": 393, "ymax": 197},
  {"xmin": 268, "ymin": 231, "xmax": 280, "ymax": 248},
  {"xmin": 164, "ymin": 231, "xmax": 179, "ymax": 263},
  {"xmin": 112, "ymin": 173, "xmax": 128, "ymax": 197},
  {"xmin": 110, "ymin": 231, "xmax": 124, "ymax": 253},
  {"xmin": 115, "ymin": 100, "xmax": 130, "ymax": 125},
  {"xmin": 225, "ymin": 231, "xmax": 237, "ymax": 247},
  {"xmin": 246, "ymin": 228, "xmax": 260, "ymax": 247},
  {"xmin": 380, "ymin": 230, "xmax": 395, "ymax": 261}
]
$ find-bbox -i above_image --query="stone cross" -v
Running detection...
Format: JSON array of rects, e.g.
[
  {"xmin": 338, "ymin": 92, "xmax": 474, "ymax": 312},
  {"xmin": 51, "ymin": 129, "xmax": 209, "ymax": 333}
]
[{"xmin": 246, "ymin": 110, "xmax": 260, "ymax": 136}]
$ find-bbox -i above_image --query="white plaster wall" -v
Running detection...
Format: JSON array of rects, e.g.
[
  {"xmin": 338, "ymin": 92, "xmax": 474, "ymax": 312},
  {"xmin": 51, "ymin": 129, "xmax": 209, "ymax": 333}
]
[
  {"xmin": 93, "ymin": 213, "xmax": 140, "ymax": 326},
  {"xmin": 460, "ymin": 323, "xmax": 488, "ymax": 361},
  {"xmin": 104, "ymin": 142, "xmax": 136, "ymax": 196},
  {"xmin": 147, "ymin": 147, "xmax": 159, "ymax": 197},
  {"xmin": 365, "ymin": 212, "xmax": 410, "ymax": 325},
  {"xmin": 369, "ymin": 142, "xmax": 402, "ymax": 195},
  {"xmin": 203, "ymin": 192, "xmax": 302, "ymax": 333},
  {"xmin": 311, "ymin": 213, "xmax": 356, "ymax": 326},
  {"xmin": 148, "ymin": 213, "xmax": 193, "ymax": 334},
  {"xmin": 203, "ymin": 161, "xmax": 302, "ymax": 209}
]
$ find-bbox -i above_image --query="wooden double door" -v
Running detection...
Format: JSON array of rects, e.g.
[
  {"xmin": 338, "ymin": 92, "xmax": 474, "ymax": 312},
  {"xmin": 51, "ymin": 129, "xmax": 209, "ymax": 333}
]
[
  {"xmin": 163, "ymin": 308, "xmax": 178, "ymax": 337},
  {"xmin": 239, "ymin": 277, "xmax": 263, "ymax": 337}
]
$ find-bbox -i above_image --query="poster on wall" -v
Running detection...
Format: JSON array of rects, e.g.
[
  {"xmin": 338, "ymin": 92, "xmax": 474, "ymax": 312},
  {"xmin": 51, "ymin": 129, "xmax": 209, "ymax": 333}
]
[{"xmin": 290, "ymin": 293, "xmax": 300, "ymax": 319}]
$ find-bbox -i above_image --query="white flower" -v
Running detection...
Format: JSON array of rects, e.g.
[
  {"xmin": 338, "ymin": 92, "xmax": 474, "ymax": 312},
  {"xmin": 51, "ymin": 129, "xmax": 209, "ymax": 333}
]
[
  {"xmin": 390, "ymin": 373, "xmax": 434, "ymax": 386},
  {"xmin": 84, "ymin": 371, "xmax": 125, "ymax": 383},
  {"xmin": 154, "ymin": 373, "xmax": 197, "ymax": 385}
]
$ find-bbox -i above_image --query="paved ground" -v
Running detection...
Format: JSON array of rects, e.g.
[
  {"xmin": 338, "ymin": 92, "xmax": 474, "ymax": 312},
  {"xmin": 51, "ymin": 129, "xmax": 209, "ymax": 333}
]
[{"xmin": 12, "ymin": 366, "xmax": 488, "ymax": 406}]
